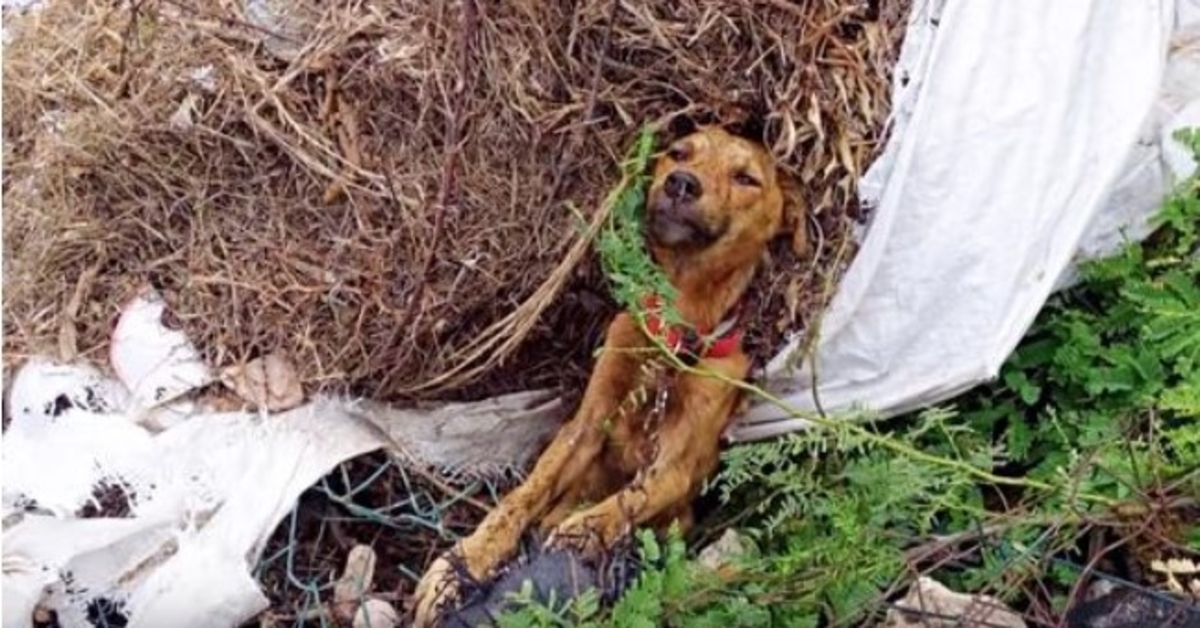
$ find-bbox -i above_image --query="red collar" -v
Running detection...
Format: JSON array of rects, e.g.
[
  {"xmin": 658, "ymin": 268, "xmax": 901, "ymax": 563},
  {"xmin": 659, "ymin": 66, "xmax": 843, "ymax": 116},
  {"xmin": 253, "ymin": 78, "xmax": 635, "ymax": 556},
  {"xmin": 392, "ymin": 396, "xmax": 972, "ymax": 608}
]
[{"xmin": 641, "ymin": 295, "xmax": 743, "ymax": 362}]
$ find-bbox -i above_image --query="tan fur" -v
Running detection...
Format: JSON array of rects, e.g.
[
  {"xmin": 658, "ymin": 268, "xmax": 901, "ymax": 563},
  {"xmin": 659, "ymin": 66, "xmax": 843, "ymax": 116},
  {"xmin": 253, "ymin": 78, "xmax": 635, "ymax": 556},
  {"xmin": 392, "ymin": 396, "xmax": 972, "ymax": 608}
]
[{"xmin": 411, "ymin": 126, "xmax": 803, "ymax": 626}]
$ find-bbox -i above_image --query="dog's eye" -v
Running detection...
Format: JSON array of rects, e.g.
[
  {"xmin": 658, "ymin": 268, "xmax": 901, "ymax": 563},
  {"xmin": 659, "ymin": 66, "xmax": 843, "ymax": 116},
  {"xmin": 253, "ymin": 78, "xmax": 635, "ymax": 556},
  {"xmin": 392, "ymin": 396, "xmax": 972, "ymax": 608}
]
[
  {"xmin": 667, "ymin": 145, "xmax": 690, "ymax": 162},
  {"xmin": 733, "ymin": 171, "xmax": 761, "ymax": 187}
]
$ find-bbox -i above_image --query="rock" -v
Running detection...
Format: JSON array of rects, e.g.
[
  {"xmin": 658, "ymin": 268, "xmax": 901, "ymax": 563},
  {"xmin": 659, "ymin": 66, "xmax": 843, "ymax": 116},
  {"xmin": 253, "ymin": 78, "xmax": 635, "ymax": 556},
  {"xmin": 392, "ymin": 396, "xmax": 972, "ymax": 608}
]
[
  {"xmin": 219, "ymin": 352, "xmax": 304, "ymax": 412},
  {"xmin": 353, "ymin": 598, "xmax": 399, "ymax": 628},
  {"xmin": 698, "ymin": 528, "xmax": 747, "ymax": 571},
  {"xmin": 883, "ymin": 576, "xmax": 1026, "ymax": 628}
]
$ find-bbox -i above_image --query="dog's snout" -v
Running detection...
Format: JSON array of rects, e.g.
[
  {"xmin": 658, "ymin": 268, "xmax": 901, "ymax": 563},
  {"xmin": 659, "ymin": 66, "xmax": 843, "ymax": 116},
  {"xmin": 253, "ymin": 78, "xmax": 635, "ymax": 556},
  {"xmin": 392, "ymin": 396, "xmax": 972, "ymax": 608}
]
[{"xmin": 664, "ymin": 171, "xmax": 702, "ymax": 201}]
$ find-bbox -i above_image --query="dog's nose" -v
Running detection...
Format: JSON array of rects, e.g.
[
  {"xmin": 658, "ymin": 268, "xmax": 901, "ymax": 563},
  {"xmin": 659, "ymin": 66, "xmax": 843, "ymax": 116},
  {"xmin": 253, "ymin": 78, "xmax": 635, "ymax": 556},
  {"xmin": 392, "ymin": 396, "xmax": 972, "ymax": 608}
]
[{"xmin": 664, "ymin": 171, "xmax": 702, "ymax": 201}]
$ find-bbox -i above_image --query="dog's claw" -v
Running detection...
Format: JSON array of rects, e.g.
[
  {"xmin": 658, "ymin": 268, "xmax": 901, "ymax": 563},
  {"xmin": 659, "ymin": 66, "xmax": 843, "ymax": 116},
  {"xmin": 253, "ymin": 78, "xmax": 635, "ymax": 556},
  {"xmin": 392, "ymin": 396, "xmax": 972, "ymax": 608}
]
[{"xmin": 411, "ymin": 555, "xmax": 460, "ymax": 628}]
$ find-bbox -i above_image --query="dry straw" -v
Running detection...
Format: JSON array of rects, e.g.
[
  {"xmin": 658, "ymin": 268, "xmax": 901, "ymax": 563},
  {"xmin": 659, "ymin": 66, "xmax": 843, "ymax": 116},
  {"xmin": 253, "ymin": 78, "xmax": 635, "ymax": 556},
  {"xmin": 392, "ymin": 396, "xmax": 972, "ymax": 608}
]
[{"xmin": 2, "ymin": 0, "xmax": 910, "ymax": 402}]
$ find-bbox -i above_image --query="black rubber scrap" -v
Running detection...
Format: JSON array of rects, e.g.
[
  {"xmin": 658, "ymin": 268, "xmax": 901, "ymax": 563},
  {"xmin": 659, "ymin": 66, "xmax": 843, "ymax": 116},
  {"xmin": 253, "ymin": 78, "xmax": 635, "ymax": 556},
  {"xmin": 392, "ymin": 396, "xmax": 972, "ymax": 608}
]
[
  {"xmin": 440, "ymin": 534, "xmax": 643, "ymax": 628},
  {"xmin": 1066, "ymin": 586, "xmax": 1200, "ymax": 628}
]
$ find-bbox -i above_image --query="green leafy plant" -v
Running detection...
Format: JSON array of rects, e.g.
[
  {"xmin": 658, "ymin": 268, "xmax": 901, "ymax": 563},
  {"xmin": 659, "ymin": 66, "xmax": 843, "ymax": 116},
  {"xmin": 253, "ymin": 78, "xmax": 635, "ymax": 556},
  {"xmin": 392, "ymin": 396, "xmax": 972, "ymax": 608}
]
[{"xmin": 594, "ymin": 125, "xmax": 686, "ymax": 331}]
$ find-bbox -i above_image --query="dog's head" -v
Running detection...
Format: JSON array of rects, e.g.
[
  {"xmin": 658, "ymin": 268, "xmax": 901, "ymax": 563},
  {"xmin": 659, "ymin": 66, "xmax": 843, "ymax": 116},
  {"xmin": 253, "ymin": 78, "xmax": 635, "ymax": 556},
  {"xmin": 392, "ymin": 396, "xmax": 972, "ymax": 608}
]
[{"xmin": 645, "ymin": 125, "xmax": 807, "ymax": 264}]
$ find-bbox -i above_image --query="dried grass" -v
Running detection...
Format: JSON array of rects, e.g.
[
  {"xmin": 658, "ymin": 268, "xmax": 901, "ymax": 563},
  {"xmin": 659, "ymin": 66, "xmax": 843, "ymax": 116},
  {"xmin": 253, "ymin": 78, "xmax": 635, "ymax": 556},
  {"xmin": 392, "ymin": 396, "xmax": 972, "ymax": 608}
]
[{"xmin": 2, "ymin": 0, "xmax": 910, "ymax": 402}]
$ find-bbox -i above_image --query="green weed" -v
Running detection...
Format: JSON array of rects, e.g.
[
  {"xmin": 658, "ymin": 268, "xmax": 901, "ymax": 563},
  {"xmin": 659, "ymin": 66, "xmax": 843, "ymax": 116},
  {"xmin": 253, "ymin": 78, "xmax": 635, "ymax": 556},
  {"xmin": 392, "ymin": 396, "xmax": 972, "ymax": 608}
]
[{"xmin": 593, "ymin": 125, "xmax": 685, "ymax": 331}]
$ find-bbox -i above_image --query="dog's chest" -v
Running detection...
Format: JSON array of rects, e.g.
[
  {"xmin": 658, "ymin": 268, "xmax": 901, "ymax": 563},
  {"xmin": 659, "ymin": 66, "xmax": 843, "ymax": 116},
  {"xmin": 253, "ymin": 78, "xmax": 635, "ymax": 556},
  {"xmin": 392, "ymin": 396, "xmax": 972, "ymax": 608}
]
[{"xmin": 601, "ymin": 363, "xmax": 679, "ymax": 475}]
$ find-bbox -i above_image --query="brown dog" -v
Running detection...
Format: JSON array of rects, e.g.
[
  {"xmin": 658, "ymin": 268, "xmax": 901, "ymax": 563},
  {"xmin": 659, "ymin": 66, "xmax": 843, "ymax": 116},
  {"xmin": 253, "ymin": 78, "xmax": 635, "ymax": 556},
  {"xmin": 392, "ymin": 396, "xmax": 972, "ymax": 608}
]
[{"xmin": 412, "ymin": 125, "xmax": 805, "ymax": 626}]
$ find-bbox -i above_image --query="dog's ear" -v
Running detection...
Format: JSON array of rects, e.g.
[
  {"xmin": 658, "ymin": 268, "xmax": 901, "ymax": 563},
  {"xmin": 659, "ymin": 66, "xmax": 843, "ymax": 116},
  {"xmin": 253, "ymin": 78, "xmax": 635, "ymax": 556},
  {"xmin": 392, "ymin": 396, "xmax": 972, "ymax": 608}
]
[
  {"xmin": 726, "ymin": 117, "xmax": 767, "ymax": 144},
  {"xmin": 778, "ymin": 170, "xmax": 810, "ymax": 259},
  {"xmin": 666, "ymin": 113, "xmax": 699, "ymax": 140}
]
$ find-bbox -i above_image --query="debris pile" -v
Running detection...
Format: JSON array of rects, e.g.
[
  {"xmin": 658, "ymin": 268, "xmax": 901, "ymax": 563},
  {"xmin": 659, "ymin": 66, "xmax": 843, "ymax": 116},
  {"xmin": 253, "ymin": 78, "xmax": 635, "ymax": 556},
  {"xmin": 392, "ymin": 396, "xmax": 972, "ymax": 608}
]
[{"xmin": 2, "ymin": 0, "xmax": 910, "ymax": 402}]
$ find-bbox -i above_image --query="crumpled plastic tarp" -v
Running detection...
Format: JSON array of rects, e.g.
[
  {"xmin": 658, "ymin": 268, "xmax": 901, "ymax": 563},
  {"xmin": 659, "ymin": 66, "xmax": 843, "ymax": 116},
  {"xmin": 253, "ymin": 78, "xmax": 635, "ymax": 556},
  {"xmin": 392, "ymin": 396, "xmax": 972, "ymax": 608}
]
[
  {"xmin": 732, "ymin": 0, "xmax": 1200, "ymax": 440},
  {"xmin": 2, "ymin": 293, "xmax": 561, "ymax": 627}
]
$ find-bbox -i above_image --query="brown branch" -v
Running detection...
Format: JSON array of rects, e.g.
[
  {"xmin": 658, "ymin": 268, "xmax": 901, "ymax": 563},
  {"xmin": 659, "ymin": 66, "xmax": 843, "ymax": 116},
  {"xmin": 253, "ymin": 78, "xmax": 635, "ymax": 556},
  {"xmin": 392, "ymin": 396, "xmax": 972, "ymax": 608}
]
[
  {"xmin": 542, "ymin": 0, "xmax": 620, "ymax": 210},
  {"xmin": 378, "ymin": 0, "xmax": 479, "ymax": 395}
]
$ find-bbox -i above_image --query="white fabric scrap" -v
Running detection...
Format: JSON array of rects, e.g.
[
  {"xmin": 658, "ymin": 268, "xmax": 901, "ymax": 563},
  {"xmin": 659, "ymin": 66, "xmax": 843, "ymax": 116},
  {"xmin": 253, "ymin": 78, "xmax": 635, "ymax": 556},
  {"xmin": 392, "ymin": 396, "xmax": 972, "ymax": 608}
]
[
  {"xmin": 2, "ymin": 370, "xmax": 383, "ymax": 627},
  {"xmin": 2, "ymin": 378, "xmax": 563, "ymax": 627},
  {"xmin": 110, "ymin": 288, "xmax": 215, "ymax": 412},
  {"xmin": 357, "ymin": 391, "xmax": 564, "ymax": 481},
  {"xmin": 2, "ymin": 292, "xmax": 564, "ymax": 627}
]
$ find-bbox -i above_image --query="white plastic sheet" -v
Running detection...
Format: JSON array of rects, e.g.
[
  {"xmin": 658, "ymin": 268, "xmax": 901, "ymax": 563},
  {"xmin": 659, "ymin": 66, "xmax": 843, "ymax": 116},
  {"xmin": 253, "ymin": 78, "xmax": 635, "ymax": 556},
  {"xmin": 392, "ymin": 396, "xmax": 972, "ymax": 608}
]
[
  {"xmin": 2, "ymin": 375, "xmax": 561, "ymax": 627},
  {"xmin": 1, "ymin": 293, "xmax": 561, "ymax": 627},
  {"xmin": 1, "ymin": 361, "xmax": 383, "ymax": 627},
  {"xmin": 732, "ymin": 0, "xmax": 1194, "ymax": 440}
]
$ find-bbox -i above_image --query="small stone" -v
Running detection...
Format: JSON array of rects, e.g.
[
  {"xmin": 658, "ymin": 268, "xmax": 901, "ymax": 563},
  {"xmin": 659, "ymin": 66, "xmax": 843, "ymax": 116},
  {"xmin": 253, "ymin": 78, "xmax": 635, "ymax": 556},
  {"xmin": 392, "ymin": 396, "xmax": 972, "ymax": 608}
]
[
  {"xmin": 884, "ymin": 577, "xmax": 1025, "ymax": 628},
  {"xmin": 353, "ymin": 598, "xmax": 399, "ymax": 628},
  {"xmin": 698, "ymin": 528, "xmax": 747, "ymax": 571},
  {"xmin": 333, "ymin": 544, "xmax": 378, "ymax": 622},
  {"xmin": 219, "ymin": 352, "xmax": 304, "ymax": 412}
]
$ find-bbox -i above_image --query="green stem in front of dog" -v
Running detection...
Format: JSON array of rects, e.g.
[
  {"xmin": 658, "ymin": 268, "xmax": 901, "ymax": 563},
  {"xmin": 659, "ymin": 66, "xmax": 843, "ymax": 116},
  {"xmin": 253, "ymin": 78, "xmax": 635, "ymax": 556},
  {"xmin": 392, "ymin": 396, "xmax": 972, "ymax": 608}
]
[
  {"xmin": 653, "ymin": 350, "xmax": 1122, "ymax": 509},
  {"xmin": 597, "ymin": 344, "xmax": 1118, "ymax": 509},
  {"xmin": 596, "ymin": 124, "xmax": 686, "ymax": 331}
]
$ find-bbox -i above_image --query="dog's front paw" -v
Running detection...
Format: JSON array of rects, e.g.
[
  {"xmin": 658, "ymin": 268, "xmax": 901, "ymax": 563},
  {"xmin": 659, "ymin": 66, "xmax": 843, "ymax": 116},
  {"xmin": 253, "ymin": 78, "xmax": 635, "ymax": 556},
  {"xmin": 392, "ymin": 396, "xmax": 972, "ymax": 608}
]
[
  {"xmin": 546, "ymin": 513, "xmax": 608, "ymax": 557},
  {"xmin": 411, "ymin": 554, "xmax": 461, "ymax": 628}
]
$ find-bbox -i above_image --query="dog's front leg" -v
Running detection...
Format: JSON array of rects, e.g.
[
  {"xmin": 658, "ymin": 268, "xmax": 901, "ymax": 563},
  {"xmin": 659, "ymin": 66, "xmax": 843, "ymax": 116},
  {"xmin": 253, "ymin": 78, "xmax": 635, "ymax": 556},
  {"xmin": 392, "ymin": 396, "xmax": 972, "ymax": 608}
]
[
  {"xmin": 546, "ymin": 353, "xmax": 748, "ymax": 553},
  {"xmin": 411, "ymin": 313, "xmax": 645, "ymax": 626}
]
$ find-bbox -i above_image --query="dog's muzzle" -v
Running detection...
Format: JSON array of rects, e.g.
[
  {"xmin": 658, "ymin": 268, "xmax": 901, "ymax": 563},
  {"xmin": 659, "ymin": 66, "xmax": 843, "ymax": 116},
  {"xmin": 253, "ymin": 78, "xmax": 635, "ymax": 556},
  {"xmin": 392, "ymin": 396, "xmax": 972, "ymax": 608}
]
[
  {"xmin": 646, "ymin": 170, "xmax": 722, "ymax": 248},
  {"xmin": 646, "ymin": 206, "xmax": 715, "ymax": 248}
]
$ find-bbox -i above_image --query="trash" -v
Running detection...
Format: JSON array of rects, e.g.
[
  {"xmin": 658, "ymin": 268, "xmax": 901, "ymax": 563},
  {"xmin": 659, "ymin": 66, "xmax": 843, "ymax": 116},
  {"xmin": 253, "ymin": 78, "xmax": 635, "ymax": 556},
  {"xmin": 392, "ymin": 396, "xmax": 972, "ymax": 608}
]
[
  {"xmin": 328, "ymin": 544, "xmax": 398, "ymax": 628},
  {"xmin": 168, "ymin": 94, "xmax": 199, "ymax": 132},
  {"xmin": 1065, "ymin": 583, "xmax": 1200, "ymax": 628},
  {"xmin": 353, "ymin": 598, "xmax": 400, "ymax": 628},
  {"xmin": 884, "ymin": 576, "xmax": 1026, "ymax": 628},
  {"xmin": 441, "ymin": 536, "xmax": 642, "ymax": 628},
  {"xmin": 333, "ymin": 545, "xmax": 378, "ymax": 621},
  {"xmin": 1152, "ymin": 558, "xmax": 1200, "ymax": 598},
  {"xmin": 186, "ymin": 65, "xmax": 217, "ymax": 94},
  {"xmin": 3, "ymin": 359, "xmax": 147, "ymax": 517},
  {"xmin": 357, "ymin": 391, "xmax": 564, "ymax": 482},
  {"xmin": 110, "ymin": 288, "xmax": 214, "ymax": 411},
  {"xmin": 1, "ymin": 295, "xmax": 563, "ymax": 627}
]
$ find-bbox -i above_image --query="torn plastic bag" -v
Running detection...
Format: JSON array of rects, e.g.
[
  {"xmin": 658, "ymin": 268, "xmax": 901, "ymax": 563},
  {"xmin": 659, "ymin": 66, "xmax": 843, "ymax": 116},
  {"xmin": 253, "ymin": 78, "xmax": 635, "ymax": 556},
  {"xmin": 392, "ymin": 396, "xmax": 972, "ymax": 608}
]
[{"xmin": 2, "ymin": 293, "xmax": 562, "ymax": 628}]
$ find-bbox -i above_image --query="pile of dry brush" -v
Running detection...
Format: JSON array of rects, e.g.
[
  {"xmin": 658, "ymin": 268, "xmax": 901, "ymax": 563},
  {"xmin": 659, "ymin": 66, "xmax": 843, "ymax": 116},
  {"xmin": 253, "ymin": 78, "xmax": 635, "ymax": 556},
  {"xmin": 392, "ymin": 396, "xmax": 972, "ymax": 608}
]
[{"xmin": 2, "ymin": 0, "xmax": 910, "ymax": 403}]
